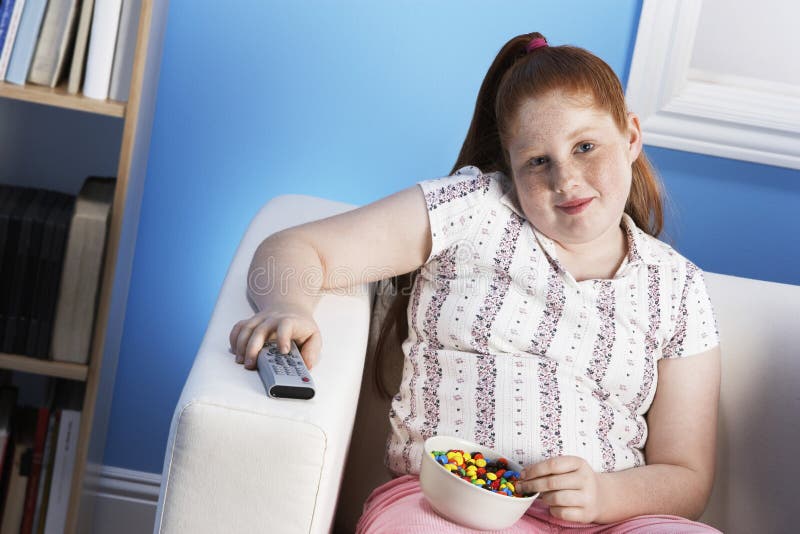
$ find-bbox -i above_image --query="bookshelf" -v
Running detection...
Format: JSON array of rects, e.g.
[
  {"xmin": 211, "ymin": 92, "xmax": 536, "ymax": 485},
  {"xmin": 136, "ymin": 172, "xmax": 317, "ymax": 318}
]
[
  {"xmin": 0, "ymin": 1, "xmax": 169, "ymax": 533},
  {"xmin": 0, "ymin": 353, "xmax": 88, "ymax": 381},
  {"xmin": 0, "ymin": 81, "xmax": 126, "ymax": 117}
]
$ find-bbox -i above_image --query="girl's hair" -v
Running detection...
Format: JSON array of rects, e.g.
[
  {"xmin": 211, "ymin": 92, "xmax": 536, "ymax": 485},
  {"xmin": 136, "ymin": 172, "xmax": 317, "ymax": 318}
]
[{"xmin": 372, "ymin": 32, "xmax": 665, "ymax": 400}]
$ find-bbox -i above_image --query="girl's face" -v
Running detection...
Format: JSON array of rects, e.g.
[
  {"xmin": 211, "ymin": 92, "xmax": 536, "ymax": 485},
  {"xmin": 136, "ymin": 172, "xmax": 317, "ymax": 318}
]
[{"xmin": 506, "ymin": 90, "xmax": 643, "ymax": 253}]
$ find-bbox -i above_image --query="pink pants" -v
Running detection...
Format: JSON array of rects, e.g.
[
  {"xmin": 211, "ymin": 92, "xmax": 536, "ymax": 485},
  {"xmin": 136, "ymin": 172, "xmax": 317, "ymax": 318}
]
[{"xmin": 356, "ymin": 475, "xmax": 722, "ymax": 533}]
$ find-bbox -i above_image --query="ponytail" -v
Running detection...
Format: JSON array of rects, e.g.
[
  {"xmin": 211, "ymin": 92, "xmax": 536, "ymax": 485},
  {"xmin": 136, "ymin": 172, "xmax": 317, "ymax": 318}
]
[{"xmin": 450, "ymin": 33, "xmax": 543, "ymax": 176}]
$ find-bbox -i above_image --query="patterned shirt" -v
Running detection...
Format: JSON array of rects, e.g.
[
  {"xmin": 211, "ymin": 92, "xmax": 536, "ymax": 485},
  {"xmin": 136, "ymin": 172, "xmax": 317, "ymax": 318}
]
[{"xmin": 384, "ymin": 165, "xmax": 721, "ymax": 477}]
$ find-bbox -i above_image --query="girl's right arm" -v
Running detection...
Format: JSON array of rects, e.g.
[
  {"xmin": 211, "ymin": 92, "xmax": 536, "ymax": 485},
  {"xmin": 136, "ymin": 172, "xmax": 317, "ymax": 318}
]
[{"xmin": 229, "ymin": 184, "xmax": 433, "ymax": 370}]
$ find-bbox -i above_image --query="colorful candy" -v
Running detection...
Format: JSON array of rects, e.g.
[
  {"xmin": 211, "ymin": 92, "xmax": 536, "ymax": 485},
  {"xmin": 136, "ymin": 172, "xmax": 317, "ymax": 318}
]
[{"xmin": 430, "ymin": 449, "xmax": 528, "ymax": 498}]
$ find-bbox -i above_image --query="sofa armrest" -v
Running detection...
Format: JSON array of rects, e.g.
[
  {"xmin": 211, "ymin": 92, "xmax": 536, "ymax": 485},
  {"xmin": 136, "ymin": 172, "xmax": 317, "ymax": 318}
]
[
  {"xmin": 154, "ymin": 195, "xmax": 375, "ymax": 534},
  {"xmin": 700, "ymin": 273, "xmax": 800, "ymax": 534}
]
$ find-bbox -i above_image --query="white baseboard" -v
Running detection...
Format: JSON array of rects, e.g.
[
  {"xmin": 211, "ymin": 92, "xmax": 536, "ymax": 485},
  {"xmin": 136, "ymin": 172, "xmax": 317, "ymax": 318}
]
[{"xmin": 85, "ymin": 465, "xmax": 161, "ymax": 534}]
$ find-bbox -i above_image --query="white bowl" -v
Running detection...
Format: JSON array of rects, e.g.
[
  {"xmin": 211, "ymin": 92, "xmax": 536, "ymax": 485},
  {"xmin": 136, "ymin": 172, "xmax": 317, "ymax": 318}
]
[{"xmin": 420, "ymin": 435, "xmax": 539, "ymax": 531}]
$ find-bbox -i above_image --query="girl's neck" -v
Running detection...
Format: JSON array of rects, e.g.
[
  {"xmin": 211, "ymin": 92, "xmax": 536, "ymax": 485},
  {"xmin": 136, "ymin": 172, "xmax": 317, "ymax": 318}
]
[{"xmin": 552, "ymin": 222, "xmax": 628, "ymax": 282}]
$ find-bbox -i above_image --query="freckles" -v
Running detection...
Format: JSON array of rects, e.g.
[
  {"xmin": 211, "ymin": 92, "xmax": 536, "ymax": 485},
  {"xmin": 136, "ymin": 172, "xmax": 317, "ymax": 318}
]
[
  {"xmin": 526, "ymin": 180, "xmax": 548, "ymax": 193},
  {"xmin": 516, "ymin": 178, "xmax": 542, "ymax": 195},
  {"xmin": 592, "ymin": 159, "xmax": 626, "ymax": 187}
]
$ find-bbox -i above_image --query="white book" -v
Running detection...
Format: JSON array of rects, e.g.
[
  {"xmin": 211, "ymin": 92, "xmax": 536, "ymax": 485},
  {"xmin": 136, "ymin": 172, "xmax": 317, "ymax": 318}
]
[
  {"xmin": 0, "ymin": 0, "xmax": 27, "ymax": 80},
  {"xmin": 43, "ymin": 409, "xmax": 81, "ymax": 534},
  {"xmin": 50, "ymin": 177, "xmax": 115, "ymax": 365},
  {"xmin": 82, "ymin": 0, "xmax": 122, "ymax": 100},
  {"xmin": 67, "ymin": 0, "xmax": 96, "ymax": 94},
  {"xmin": 108, "ymin": 0, "xmax": 140, "ymax": 102}
]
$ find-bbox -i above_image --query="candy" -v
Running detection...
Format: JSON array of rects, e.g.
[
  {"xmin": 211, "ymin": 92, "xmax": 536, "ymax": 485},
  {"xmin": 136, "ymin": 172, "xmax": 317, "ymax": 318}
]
[{"xmin": 430, "ymin": 449, "xmax": 528, "ymax": 498}]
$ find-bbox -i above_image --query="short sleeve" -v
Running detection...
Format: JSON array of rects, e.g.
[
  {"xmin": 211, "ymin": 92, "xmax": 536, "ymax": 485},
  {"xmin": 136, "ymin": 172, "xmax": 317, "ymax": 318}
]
[
  {"xmin": 417, "ymin": 165, "xmax": 493, "ymax": 264},
  {"xmin": 661, "ymin": 263, "xmax": 721, "ymax": 359}
]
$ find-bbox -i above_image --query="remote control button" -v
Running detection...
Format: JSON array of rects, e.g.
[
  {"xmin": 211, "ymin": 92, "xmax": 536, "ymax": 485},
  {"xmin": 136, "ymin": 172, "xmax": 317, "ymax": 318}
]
[{"xmin": 302, "ymin": 377, "xmax": 310, "ymax": 382}]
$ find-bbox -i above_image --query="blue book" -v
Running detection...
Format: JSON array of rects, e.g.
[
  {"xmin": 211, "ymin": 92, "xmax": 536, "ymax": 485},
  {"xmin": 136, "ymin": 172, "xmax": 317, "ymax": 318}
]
[
  {"xmin": 5, "ymin": 0, "xmax": 48, "ymax": 85},
  {"xmin": 0, "ymin": 0, "xmax": 18, "ymax": 61}
]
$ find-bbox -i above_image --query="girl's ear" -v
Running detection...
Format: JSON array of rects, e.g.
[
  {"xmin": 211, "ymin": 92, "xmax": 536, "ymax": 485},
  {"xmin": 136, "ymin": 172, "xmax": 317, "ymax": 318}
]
[{"xmin": 626, "ymin": 112, "xmax": 643, "ymax": 164}]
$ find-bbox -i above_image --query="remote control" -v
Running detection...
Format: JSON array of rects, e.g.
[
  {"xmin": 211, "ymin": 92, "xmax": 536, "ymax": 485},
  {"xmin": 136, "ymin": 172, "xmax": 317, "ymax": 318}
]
[{"xmin": 256, "ymin": 339, "xmax": 316, "ymax": 400}]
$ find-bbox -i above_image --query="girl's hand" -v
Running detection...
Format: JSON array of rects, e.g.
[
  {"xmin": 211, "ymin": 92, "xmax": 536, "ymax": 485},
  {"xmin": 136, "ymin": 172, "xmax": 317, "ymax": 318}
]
[
  {"xmin": 518, "ymin": 455, "xmax": 604, "ymax": 524},
  {"xmin": 228, "ymin": 306, "xmax": 322, "ymax": 371}
]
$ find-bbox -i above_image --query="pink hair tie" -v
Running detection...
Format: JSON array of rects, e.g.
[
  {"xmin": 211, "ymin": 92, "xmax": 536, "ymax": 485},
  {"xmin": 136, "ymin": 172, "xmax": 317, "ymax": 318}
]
[{"xmin": 526, "ymin": 37, "xmax": 548, "ymax": 53}]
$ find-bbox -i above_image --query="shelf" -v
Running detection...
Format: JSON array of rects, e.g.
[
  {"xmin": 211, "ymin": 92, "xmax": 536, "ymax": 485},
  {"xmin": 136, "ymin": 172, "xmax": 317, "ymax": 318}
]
[
  {"xmin": 0, "ymin": 1, "xmax": 165, "ymax": 531},
  {"xmin": 0, "ymin": 81, "xmax": 126, "ymax": 118},
  {"xmin": 0, "ymin": 352, "xmax": 89, "ymax": 381}
]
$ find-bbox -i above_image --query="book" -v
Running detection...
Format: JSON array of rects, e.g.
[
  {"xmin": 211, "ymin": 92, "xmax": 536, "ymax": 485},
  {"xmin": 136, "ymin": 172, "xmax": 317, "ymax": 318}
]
[
  {"xmin": 19, "ymin": 407, "xmax": 49, "ymax": 534},
  {"xmin": 1, "ymin": 187, "xmax": 36, "ymax": 354},
  {"xmin": 108, "ymin": 0, "xmax": 140, "ymax": 102},
  {"xmin": 0, "ymin": 187, "xmax": 23, "ymax": 347},
  {"xmin": 25, "ymin": 193, "xmax": 60, "ymax": 359},
  {"xmin": 27, "ymin": 0, "xmax": 81, "ymax": 87},
  {"xmin": 0, "ymin": 185, "xmax": 14, "ymax": 301},
  {"xmin": 4, "ymin": 188, "xmax": 44, "ymax": 355},
  {"xmin": 0, "ymin": 386, "xmax": 18, "ymax": 523},
  {"xmin": 30, "ymin": 409, "xmax": 57, "ymax": 534},
  {"xmin": 82, "ymin": 0, "xmax": 123, "ymax": 100},
  {"xmin": 51, "ymin": 177, "xmax": 115, "ymax": 364},
  {"xmin": 4, "ymin": 0, "xmax": 49, "ymax": 86},
  {"xmin": 0, "ymin": 187, "xmax": 18, "ymax": 340},
  {"xmin": 0, "ymin": 441, "xmax": 29, "ymax": 533},
  {"xmin": 14, "ymin": 190, "xmax": 59, "ymax": 356},
  {"xmin": 0, "ymin": 0, "xmax": 26, "ymax": 80},
  {"xmin": 3, "ymin": 188, "xmax": 53, "ymax": 355},
  {"xmin": 0, "ymin": 0, "xmax": 14, "ymax": 58},
  {"xmin": 0, "ymin": 190, "xmax": 8, "ymax": 291},
  {"xmin": 24, "ymin": 192, "xmax": 73, "ymax": 358},
  {"xmin": 66, "ymin": 0, "xmax": 95, "ymax": 94},
  {"xmin": 42, "ymin": 406, "xmax": 80, "ymax": 534},
  {"xmin": 0, "ymin": 406, "xmax": 36, "ymax": 534},
  {"xmin": 34, "ymin": 194, "xmax": 74, "ymax": 360},
  {"xmin": 0, "ymin": 0, "xmax": 18, "ymax": 65}
]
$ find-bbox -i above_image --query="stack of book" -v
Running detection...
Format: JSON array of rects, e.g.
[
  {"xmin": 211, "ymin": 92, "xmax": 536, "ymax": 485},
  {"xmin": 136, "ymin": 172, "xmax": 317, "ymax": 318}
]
[
  {"xmin": 0, "ymin": 186, "xmax": 74, "ymax": 360},
  {"xmin": 0, "ymin": 378, "xmax": 83, "ymax": 534},
  {"xmin": 0, "ymin": 176, "xmax": 115, "ymax": 365},
  {"xmin": 0, "ymin": 0, "xmax": 141, "ymax": 102}
]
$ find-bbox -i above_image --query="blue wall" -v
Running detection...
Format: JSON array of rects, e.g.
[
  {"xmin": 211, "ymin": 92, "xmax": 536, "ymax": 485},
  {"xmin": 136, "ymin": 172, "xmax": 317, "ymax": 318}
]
[{"xmin": 102, "ymin": 0, "xmax": 800, "ymax": 473}]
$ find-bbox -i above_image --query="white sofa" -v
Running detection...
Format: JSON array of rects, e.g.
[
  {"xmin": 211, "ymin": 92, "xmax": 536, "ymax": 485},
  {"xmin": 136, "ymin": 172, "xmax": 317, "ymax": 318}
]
[{"xmin": 153, "ymin": 194, "xmax": 800, "ymax": 534}]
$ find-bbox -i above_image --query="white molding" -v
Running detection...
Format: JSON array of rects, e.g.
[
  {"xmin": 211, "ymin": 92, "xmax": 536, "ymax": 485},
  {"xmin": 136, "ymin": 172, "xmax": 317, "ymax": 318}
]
[
  {"xmin": 625, "ymin": 0, "xmax": 800, "ymax": 170},
  {"xmin": 85, "ymin": 464, "xmax": 162, "ymax": 502},
  {"xmin": 84, "ymin": 465, "xmax": 161, "ymax": 534}
]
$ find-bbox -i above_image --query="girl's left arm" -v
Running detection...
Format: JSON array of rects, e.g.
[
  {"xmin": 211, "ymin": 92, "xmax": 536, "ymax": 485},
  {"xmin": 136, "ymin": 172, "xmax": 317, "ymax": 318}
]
[
  {"xmin": 519, "ymin": 344, "xmax": 721, "ymax": 524},
  {"xmin": 596, "ymin": 344, "xmax": 722, "ymax": 522}
]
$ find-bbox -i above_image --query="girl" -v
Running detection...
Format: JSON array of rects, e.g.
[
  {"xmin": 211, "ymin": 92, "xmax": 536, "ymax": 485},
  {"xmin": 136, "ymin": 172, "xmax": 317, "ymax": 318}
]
[{"xmin": 230, "ymin": 33, "xmax": 722, "ymax": 533}]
